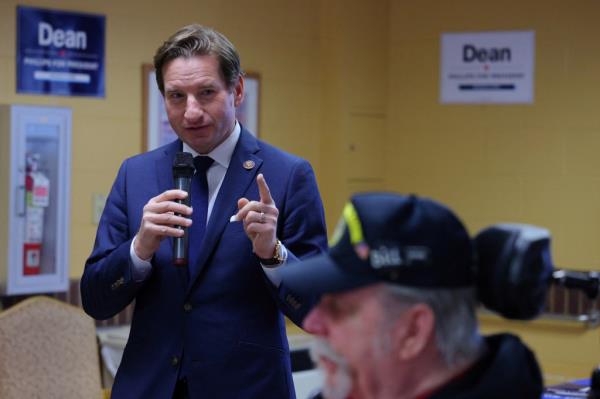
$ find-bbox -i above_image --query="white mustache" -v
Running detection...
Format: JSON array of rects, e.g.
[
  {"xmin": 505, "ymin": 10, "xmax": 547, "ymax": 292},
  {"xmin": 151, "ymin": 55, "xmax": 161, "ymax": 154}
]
[{"xmin": 309, "ymin": 338, "xmax": 349, "ymax": 368}]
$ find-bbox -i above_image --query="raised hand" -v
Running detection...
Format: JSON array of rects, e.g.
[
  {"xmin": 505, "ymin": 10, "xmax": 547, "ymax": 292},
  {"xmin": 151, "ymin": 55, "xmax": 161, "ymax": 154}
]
[{"xmin": 233, "ymin": 174, "xmax": 279, "ymax": 259}]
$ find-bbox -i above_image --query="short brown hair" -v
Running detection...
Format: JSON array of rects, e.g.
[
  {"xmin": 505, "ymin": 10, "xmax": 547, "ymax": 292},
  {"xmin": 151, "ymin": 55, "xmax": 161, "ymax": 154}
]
[{"xmin": 153, "ymin": 24, "xmax": 243, "ymax": 93}]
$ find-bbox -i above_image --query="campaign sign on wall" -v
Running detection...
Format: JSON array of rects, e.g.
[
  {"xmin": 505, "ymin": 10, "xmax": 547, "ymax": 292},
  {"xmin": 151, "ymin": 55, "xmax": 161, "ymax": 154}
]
[
  {"xmin": 17, "ymin": 5, "xmax": 105, "ymax": 97},
  {"xmin": 440, "ymin": 31, "xmax": 535, "ymax": 104}
]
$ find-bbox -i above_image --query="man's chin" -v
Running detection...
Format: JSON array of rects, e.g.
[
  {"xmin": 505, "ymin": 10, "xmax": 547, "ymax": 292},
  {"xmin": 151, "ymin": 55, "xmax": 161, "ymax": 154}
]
[
  {"xmin": 183, "ymin": 136, "xmax": 214, "ymax": 154},
  {"xmin": 322, "ymin": 380, "xmax": 354, "ymax": 399},
  {"xmin": 309, "ymin": 339, "xmax": 354, "ymax": 399}
]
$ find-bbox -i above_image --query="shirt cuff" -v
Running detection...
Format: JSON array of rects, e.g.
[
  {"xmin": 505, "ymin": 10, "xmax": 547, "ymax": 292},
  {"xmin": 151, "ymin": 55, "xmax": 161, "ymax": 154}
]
[
  {"xmin": 130, "ymin": 236, "xmax": 152, "ymax": 282},
  {"xmin": 261, "ymin": 244, "xmax": 288, "ymax": 287}
]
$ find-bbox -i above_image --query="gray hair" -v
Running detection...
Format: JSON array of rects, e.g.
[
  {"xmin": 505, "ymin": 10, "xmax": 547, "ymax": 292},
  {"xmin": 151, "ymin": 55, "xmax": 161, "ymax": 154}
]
[
  {"xmin": 378, "ymin": 284, "xmax": 483, "ymax": 367},
  {"xmin": 153, "ymin": 24, "xmax": 243, "ymax": 94}
]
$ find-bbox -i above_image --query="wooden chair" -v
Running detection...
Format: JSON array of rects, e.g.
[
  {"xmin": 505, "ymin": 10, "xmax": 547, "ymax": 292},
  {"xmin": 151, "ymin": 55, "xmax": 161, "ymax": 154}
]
[{"xmin": 0, "ymin": 296, "xmax": 103, "ymax": 399}]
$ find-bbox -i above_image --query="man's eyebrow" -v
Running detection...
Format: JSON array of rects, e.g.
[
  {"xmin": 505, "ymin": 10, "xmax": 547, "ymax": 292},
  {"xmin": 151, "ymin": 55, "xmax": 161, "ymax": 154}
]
[
  {"xmin": 165, "ymin": 81, "xmax": 218, "ymax": 91},
  {"xmin": 198, "ymin": 81, "xmax": 219, "ymax": 89}
]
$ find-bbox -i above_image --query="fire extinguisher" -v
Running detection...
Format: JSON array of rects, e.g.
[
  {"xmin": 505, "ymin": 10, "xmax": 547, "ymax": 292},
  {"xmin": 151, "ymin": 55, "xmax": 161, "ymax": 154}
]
[{"xmin": 23, "ymin": 153, "xmax": 50, "ymax": 276}]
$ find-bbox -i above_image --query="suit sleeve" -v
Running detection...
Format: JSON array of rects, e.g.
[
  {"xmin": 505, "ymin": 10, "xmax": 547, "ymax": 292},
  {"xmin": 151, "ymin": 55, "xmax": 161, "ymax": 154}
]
[
  {"xmin": 270, "ymin": 159, "xmax": 328, "ymax": 325},
  {"xmin": 80, "ymin": 159, "xmax": 147, "ymax": 320}
]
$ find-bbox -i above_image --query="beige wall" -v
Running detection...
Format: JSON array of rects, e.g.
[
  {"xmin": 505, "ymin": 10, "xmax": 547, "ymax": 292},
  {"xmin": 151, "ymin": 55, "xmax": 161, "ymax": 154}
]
[
  {"xmin": 317, "ymin": 0, "xmax": 390, "ymax": 228},
  {"xmin": 1, "ymin": 0, "xmax": 600, "ymax": 384}
]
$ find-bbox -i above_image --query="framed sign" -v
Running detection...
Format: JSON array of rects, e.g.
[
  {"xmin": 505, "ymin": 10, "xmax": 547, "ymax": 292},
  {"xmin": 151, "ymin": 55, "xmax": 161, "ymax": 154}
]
[
  {"xmin": 17, "ymin": 5, "xmax": 106, "ymax": 97},
  {"xmin": 440, "ymin": 31, "xmax": 535, "ymax": 104},
  {"xmin": 237, "ymin": 73, "xmax": 260, "ymax": 135},
  {"xmin": 142, "ymin": 65, "xmax": 260, "ymax": 151}
]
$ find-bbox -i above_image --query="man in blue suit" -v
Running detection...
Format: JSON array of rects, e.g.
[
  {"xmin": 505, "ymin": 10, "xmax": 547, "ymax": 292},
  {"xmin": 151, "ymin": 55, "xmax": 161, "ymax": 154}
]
[{"xmin": 81, "ymin": 24, "xmax": 327, "ymax": 399}]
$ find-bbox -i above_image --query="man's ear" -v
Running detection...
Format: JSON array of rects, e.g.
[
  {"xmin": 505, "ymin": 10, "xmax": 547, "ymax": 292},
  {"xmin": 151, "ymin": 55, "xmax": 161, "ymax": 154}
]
[
  {"xmin": 233, "ymin": 75, "xmax": 244, "ymax": 107},
  {"xmin": 393, "ymin": 304, "xmax": 435, "ymax": 361}
]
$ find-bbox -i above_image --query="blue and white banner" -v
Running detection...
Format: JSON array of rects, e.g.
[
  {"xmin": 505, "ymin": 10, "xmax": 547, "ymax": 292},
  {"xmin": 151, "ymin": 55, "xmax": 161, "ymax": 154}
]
[{"xmin": 17, "ymin": 6, "xmax": 106, "ymax": 97}]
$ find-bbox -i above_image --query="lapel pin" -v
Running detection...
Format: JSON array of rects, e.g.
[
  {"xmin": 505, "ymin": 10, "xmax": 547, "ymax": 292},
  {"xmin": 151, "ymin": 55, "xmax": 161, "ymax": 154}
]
[{"xmin": 243, "ymin": 160, "xmax": 255, "ymax": 170}]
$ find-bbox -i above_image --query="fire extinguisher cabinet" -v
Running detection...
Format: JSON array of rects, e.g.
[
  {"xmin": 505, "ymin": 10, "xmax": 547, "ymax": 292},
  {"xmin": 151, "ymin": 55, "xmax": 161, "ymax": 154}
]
[{"xmin": 0, "ymin": 104, "xmax": 71, "ymax": 295}]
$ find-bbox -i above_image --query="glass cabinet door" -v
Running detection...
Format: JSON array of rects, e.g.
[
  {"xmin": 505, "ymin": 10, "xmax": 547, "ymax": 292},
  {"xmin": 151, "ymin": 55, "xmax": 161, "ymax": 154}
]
[{"xmin": 1, "ymin": 105, "xmax": 71, "ymax": 295}]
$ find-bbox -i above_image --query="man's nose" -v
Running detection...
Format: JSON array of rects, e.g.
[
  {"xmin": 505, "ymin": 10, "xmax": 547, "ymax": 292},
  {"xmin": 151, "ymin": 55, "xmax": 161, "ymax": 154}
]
[
  {"xmin": 302, "ymin": 306, "xmax": 327, "ymax": 336},
  {"xmin": 184, "ymin": 96, "xmax": 203, "ymax": 120}
]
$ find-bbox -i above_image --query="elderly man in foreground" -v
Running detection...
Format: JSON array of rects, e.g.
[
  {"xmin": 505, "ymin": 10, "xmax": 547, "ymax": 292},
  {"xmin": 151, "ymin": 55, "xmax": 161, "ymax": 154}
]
[{"xmin": 280, "ymin": 192, "xmax": 544, "ymax": 399}]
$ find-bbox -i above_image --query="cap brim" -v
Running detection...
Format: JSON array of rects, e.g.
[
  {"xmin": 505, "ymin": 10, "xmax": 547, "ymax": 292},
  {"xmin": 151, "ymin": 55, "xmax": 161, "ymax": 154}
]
[{"xmin": 279, "ymin": 253, "xmax": 380, "ymax": 297}]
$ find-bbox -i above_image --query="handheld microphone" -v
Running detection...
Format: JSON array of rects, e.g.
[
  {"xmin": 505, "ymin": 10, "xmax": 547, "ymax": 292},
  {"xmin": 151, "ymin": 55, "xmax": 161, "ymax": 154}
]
[{"xmin": 172, "ymin": 152, "xmax": 195, "ymax": 266}]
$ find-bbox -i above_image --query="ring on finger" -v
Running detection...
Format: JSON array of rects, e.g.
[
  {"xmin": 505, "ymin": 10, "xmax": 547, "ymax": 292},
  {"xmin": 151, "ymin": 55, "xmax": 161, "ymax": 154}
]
[{"xmin": 260, "ymin": 211, "xmax": 266, "ymax": 223}]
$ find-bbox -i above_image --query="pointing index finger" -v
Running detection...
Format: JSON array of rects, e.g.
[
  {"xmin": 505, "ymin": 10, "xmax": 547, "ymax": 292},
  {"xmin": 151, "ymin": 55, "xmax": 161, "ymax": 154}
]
[{"xmin": 257, "ymin": 173, "xmax": 275, "ymax": 205}]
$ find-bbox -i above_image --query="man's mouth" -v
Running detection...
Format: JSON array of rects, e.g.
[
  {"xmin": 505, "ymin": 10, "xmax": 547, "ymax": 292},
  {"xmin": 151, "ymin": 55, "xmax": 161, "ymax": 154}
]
[
  {"xmin": 185, "ymin": 124, "xmax": 208, "ymax": 129},
  {"xmin": 184, "ymin": 125, "xmax": 211, "ymax": 133},
  {"xmin": 319, "ymin": 355, "xmax": 340, "ymax": 375}
]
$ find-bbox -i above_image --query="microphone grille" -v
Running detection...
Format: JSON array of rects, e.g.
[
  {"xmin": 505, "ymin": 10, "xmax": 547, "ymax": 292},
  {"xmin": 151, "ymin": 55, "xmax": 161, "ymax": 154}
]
[{"xmin": 173, "ymin": 152, "xmax": 195, "ymax": 178}]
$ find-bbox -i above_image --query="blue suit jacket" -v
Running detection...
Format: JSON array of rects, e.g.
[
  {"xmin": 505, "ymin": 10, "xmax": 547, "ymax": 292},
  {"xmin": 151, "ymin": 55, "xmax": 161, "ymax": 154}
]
[{"xmin": 81, "ymin": 129, "xmax": 327, "ymax": 399}]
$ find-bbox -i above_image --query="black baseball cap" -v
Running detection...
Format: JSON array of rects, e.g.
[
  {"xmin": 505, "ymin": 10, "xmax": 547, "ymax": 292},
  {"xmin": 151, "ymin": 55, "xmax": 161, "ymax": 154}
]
[{"xmin": 279, "ymin": 193, "xmax": 474, "ymax": 296}]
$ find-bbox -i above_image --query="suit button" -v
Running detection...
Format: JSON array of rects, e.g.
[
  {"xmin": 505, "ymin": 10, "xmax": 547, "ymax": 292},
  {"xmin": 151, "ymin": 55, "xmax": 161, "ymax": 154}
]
[
  {"xmin": 183, "ymin": 303, "xmax": 192, "ymax": 312},
  {"xmin": 171, "ymin": 356, "xmax": 179, "ymax": 367}
]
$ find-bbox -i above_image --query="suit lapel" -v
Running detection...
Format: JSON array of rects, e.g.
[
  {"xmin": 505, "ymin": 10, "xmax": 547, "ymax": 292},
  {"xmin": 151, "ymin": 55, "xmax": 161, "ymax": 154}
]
[
  {"xmin": 155, "ymin": 140, "xmax": 181, "ymax": 194},
  {"xmin": 154, "ymin": 140, "xmax": 190, "ymax": 287},
  {"xmin": 187, "ymin": 130, "xmax": 262, "ymax": 291}
]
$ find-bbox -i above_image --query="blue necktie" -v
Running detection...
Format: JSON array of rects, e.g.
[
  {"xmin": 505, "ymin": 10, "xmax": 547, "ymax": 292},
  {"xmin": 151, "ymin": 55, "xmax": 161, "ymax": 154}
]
[{"xmin": 188, "ymin": 156, "xmax": 214, "ymax": 277}]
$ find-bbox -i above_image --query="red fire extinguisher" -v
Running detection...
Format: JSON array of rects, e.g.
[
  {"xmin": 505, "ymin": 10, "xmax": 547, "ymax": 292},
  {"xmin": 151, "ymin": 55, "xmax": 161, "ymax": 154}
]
[{"xmin": 23, "ymin": 153, "xmax": 50, "ymax": 276}]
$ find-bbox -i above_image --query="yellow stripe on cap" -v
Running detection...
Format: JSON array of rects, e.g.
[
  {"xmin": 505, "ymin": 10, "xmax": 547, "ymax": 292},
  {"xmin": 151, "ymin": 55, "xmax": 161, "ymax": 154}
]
[
  {"xmin": 343, "ymin": 202, "xmax": 365, "ymax": 245},
  {"xmin": 328, "ymin": 202, "xmax": 366, "ymax": 247}
]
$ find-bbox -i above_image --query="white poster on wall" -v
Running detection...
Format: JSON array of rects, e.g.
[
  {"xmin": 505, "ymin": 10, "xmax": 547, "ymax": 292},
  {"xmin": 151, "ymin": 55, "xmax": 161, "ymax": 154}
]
[{"xmin": 440, "ymin": 31, "xmax": 535, "ymax": 104}]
